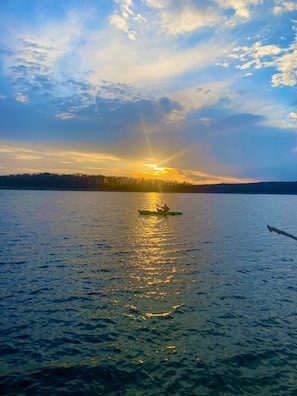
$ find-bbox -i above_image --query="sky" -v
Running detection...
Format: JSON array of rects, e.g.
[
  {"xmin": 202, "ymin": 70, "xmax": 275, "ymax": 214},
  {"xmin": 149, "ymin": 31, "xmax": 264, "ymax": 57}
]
[{"xmin": 0, "ymin": 0, "xmax": 297, "ymax": 184}]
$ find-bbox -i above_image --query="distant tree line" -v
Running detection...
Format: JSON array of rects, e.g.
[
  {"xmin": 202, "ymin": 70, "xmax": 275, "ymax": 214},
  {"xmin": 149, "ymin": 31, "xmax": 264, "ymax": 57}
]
[
  {"xmin": 187, "ymin": 181, "xmax": 297, "ymax": 194},
  {"xmin": 0, "ymin": 173, "xmax": 297, "ymax": 194},
  {"xmin": 0, "ymin": 173, "xmax": 191, "ymax": 192}
]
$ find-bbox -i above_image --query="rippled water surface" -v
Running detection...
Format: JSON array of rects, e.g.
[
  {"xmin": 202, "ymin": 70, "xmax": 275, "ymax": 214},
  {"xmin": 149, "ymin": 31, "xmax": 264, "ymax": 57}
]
[{"xmin": 1, "ymin": 190, "xmax": 297, "ymax": 395}]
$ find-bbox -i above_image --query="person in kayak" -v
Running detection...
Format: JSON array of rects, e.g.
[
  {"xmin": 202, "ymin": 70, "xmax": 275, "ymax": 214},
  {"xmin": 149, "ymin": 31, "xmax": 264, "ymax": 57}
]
[{"xmin": 156, "ymin": 203, "xmax": 169, "ymax": 213}]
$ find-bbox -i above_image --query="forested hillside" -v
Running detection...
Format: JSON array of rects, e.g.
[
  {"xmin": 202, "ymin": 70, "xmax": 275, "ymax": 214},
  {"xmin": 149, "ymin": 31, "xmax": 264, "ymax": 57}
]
[
  {"xmin": 0, "ymin": 173, "xmax": 297, "ymax": 194},
  {"xmin": 0, "ymin": 173, "xmax": 190, "ymax": 192}
]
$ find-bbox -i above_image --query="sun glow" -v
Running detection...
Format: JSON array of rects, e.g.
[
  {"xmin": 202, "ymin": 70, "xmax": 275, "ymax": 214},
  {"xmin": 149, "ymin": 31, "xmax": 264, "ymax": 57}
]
[
  {"xmin": 134, "ymin": 162, "xmax": 189, "ymax": 183},
  {"xmin": 143, "ymin": 163, "xmax": 168, "ymax": 176},
  {"xmin": 137, "ymin": 147, "xmax": 196, "ymax": 181}
]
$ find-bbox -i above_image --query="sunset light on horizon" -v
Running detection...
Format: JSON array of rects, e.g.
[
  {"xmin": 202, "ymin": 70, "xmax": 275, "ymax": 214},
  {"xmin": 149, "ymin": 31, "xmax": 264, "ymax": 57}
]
[{"xmin": 1, "ymin": 0, "xmax": 297, "ymax": 184}]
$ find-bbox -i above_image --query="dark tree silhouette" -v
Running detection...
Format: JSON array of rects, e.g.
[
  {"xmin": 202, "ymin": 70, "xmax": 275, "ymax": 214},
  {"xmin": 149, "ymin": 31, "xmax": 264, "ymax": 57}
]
[{"xmin": 0, "ymin": 173, "xmax": 297, "ymax": 194}]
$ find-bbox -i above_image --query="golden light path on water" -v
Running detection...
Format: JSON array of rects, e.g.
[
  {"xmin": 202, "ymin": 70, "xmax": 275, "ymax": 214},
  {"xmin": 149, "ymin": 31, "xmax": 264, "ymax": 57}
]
[
  {"xmin": 122, "ymin": 193, "xmax": 185, "ymax": 326},
  {"xmin": 3, "ymin": 191, "xmax": 296, "ymax": 394}
]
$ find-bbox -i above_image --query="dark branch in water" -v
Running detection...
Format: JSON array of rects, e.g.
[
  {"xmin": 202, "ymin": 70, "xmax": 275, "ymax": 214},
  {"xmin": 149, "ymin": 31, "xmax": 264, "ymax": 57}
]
[{"xmin": 267, "ymin": 225, "xmax": 297, "ymax": 241}]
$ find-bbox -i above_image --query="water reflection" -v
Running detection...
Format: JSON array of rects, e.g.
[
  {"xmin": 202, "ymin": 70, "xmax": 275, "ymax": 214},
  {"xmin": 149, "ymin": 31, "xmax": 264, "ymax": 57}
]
[
  {"xmin": 2, "ymin": 191, "xmax": 297, "ymax": 394},
  {"xmin": 138, "ymin": 191, "xmax": 171, "ymax": 213},
  {"xmin": 123, "ymin": 198, "xmax": 185, "ymax": 321}
]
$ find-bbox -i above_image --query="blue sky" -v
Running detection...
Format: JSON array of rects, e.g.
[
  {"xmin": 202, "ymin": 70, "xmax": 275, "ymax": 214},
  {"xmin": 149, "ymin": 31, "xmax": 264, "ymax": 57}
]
[{"xmin": 0, "ymin": 0, "xmax": 297, "ymax": 183}]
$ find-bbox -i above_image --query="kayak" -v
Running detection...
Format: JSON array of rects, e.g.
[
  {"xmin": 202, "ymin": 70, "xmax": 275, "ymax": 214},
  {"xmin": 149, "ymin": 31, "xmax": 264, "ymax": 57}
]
[{"xmin": 138, "ymin": 210, "xmax": 183, "ymax": 216}]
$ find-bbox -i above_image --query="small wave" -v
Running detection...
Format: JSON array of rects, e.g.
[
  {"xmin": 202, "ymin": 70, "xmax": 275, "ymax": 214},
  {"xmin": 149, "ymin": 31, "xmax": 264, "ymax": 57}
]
[
  {"xmin": 145, "ymin": 311, "xmax": 172, "ymax": 318},
  {"xmin": 30, "ymin": 287, "xmax": 51, "ymax": 295},
  {"xmin": 0, "ymin": 260, "xmax": 27, "ymax": 265}
]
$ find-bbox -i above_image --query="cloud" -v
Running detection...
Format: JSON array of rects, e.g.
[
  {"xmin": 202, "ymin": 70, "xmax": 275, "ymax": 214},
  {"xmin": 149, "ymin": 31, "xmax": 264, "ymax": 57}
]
[
  {"xmin": 167, "ymin": 81, "xmax": 231, "ymax": 117},
  {"xmin": 155, "ymin": 3, "xmax": 221, "ymax": 35},
  {"xmin": 180, "ymin": 168, "xmax": 258, "ymax": 184},
  {"xmin": 231, "ymin": 41, "xmax": 283, "ymax": 70},
  {"xmin": 2, "ymin": 39, "xmax": 62, "ymax": 98},
  {"xmin": 55, "ymin": 112, "xmax": 76, "ymax": 120},
  {"xmin": 0, "ymin": 143, "xmax": 122, "ymax": 174},
  {"xmin": 229, "ymin": 36, "xmax": 297, "ymax": 87},
  {"xmin": 1, "ymin": 5, "xmax": 235, "ymax": 133},
  {"xmin": 274, "ymin": 1, "xmax": 297, "ymax": 14},
  {"xmin": 273, "ymin": 6, "xmax": 282, "ymax": 15},
  {"xmin": 140, "ymin": 0, "xmax": 263, "ymax": 35},
  {"xmin": 15, "ymin": 154, "xmax": 40, "ymax": 161},
  {"xmin": 271, "ymin": 48, "xmax": 297, "ymax": 87},
  {"xmin": 215, "ymin": 0, "xmax": 263, "ymax": 19},
  {"xmin": 14, "ymin": 92, "xmax": 29, "ymax": 103},
  {"xmin": 288, "ymin": 112, "xmax": 297, "ymax": 119},
  {"xmin": 110, "ymin": 0, "xmax": 146, "ymax": 40},
  {"xmin": 142, "ymin": 0, "xmax": 165, "ymax": 9},
  {"xmin": 284, "ymin": 2, "xmax": 297, "ymax": 11},
  {"xmin": 0, "ymin": 7, "xmax": 218, "ymax": 101},
  {"xmin": 58, "ymin": 150, "xmax": 121, "ymax": 163}
]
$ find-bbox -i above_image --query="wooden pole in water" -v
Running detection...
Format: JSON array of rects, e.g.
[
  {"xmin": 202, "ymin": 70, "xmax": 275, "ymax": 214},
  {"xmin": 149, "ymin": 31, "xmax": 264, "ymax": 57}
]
[{"xmin": 267, "ymin": 225, "xmax": 297, "ymax": 241}]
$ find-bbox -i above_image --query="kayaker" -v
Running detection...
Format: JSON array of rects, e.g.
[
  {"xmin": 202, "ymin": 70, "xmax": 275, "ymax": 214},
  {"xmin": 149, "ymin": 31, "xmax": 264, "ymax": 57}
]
[{"xmin": 156, "ymin": 203, "xmax": 169, "ymax": 213}]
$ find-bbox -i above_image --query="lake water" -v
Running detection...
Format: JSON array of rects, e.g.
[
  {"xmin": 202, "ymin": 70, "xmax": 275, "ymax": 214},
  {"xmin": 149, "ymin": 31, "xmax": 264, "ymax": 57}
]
[{"xmin": 1, "ymin": 190, "xmax": 297, "ymax": 395}]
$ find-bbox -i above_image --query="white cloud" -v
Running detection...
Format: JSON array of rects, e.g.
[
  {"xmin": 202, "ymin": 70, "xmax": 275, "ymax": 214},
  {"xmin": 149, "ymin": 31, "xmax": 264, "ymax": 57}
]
[
  {"xmin": 15, "ymin": 93, "xmax": 29, "ymax": 103},
  {"xmin": 273, "ymin": 6, "xmax": 283, "ymax": 14},
  {"xmin": 162, "ymin": 109, "xmax": 185, "ymax": 123},
  {"xmin": 110, "ymin": 0, "xmax": 138, "ymax": 40},
  {"xmin": 277, "ymin": 1, "xmax": 297, "ymax": 13},
  {"xmin": 15, "ymin": 154, "xmax": 40, "ymax": 161},
  {"xmin": 271, "ymin": 48, "xmax": 297, "ymax": 87},
  {"xmin": 55, "ymin": 113, "xmax": 76, "ymax": 120},
  {"xmin": 288, "ymin": 112, "xmax": 297, "ymax": 119},
  {"xmin": 0, "ymin": 144, "xmax": 121, "ymax": 165},
  {"xmin": 80, "ymin": 27, "xmax": 232, "ymax": 94},
  {"xmin": 141, "ymin": 0, "xmax": 167, "ymax": 9},
  {"xmin": 156, "ymin": 4, "xmax": 221, "ymax": 35},
  {"xmin": 231, "ymin": 41, "xmax": 283, "ymax": 70},
  {"xmin": 199, "ymin": 117, "xmax": 212, "ymax": 125},
  {"xmin": 273, "ymin": 1, "xmax": 297, "ymax": 15},
  {"xmin": 215, "ymin": 0, "xmax": 263, "ymax": 19},
  {"xmin": 0, "ymin": 146, "xmax": 36, "ymax": 154},
  {"xmin": 229, "ymin": 38, "xmax": 297, "ymax": 87},
  {"xmin": 109, "ymin": 14, "xmax": 137, "ymax": 40},
  {"xmin": 184, "ymin": 168, "xmax": 258, "ymax": 184},
  {"xmin": 284, "ymin": 2, "xmax": 297, "ymax": 11},
  {"xmin": 117, "ymin": 0, "xmax": 135, "ymax": 15},
  {"xmin": 110, "ymin": 14, "xmax": 129, "ymax": 33},
  {"xmin": 59, "ymin": 150, "xmax": 121, "ymax": 163},
  {"xmin": 167, "ymin": 81, "xmax": 230, "ymax": 115},
  {"xmin": 141, "ymin": 0, "xmax": 264, "ymax": 36}
]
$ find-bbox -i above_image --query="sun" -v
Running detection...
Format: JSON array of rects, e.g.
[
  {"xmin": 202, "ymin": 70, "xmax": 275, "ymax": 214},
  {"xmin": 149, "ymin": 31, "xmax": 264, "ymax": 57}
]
[
  {"xmin": 134, "ymin": 161, "xmax": 188, "ymax": 182},
  {"xmin": 143, "ymin": 163, "xmax": 168, "ymax": 177}
]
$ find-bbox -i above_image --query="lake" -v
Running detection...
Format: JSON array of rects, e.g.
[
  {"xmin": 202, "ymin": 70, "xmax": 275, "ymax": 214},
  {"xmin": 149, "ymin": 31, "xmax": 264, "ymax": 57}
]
[{"xmin": 1, "ymin": 190, "xmax": 297, "ymax": 395}]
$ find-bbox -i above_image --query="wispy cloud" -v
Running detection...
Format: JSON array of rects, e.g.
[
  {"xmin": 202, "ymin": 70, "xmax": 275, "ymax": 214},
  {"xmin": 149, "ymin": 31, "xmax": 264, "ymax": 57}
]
[
  {"xmin": 14, "ymin": 93, "xmax": 29, "ymax": 103},
  {"xmin": 288, "ymin": 112, "xmax": 297, "ymax": 119},
  {"xmin": 227, "ymin": 13, "xmax": 297, "ymax": 88},
  {"xmin": 274, "ymin": 1, "xmax": 297, "ymax": 14}
]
